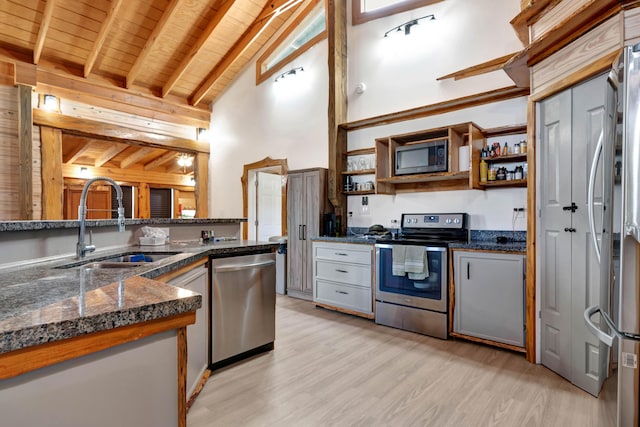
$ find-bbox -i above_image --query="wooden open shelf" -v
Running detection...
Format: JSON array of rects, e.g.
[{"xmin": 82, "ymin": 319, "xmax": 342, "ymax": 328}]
[
  {"xmin": 480, "ymin": 179, "xmax": 527, "ymax": 188},
  {"xmin": 342, "ymin": 169, "xmax": 375, "ymax": 176}
]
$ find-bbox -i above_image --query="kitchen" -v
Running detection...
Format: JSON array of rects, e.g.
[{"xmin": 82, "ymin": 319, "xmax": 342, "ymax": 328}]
[{"xmin": 0, "ymin": 0, "xmax": 637, "ymax": 426}]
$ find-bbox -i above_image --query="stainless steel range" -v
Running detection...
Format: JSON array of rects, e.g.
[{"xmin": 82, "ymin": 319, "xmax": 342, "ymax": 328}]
[{"xmin": 375, "ymin": 213, "xmax": 469, "ymax": 339}]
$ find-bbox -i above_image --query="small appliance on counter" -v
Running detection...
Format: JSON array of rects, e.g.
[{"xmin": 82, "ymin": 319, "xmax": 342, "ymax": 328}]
[{"xmin": 322, "ymin": 212, "xmax": 336, "ymax": 236}]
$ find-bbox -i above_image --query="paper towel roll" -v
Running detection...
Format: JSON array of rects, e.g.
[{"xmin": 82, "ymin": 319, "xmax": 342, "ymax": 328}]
[{"xmin": 458, "ymin": 146, "xmax": 470, "ymax": 172}]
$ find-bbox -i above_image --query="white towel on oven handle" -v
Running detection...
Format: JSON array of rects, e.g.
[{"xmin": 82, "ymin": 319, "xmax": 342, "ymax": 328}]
[
  {"xmin": 392, "ymin": 245, "xmax": 406, "ymax": 276},
  {"xmin": 405, "ymin": 246, "xmax": 429, "ymax": 280}
]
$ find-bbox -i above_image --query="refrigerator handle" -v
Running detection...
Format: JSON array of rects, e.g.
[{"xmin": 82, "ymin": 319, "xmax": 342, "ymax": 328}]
[
  {"xmin": 587, "ymin": 130, "xmax": 604, "ymax": 263},
  {"xmin": 584, "ymin": 305, "xmax": 616, "ymax": 347}
]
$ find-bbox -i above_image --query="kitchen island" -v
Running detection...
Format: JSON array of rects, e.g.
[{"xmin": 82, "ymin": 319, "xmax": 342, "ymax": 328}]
[{"xmin": 0, "ymin": 218, "xmax": 277, "ymax": 427}]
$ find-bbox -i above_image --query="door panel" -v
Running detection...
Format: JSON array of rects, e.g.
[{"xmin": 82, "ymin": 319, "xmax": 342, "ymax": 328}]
[
  {"xmin": 539, "ymin": 89, "xmax": 573, "ymax": 380},
  {"xmin": 287, "ymin": 173, "xmax": 304, "ymax": 293},
  {"xmin": 257, "ymin": 172, "xmax": 282, "ymax": 242}
]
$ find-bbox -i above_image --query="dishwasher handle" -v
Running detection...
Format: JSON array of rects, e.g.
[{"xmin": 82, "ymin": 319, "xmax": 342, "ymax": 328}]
[{"xmin": 213, "ymin": 259, "xmax": 275, "ymax": 273}]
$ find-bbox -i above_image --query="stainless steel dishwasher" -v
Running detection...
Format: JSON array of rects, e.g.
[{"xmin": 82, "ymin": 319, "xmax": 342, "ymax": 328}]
[{"xmin": 210, "ymin": 252, "xmax": 276, "ymax": 369}]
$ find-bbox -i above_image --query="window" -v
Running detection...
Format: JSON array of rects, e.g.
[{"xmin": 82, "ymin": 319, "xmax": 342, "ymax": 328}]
[
  {"xmin": 111, "ymin": 186, "xmax": 134, "ymax": 219},
  {"xmin": 150, "ymin": 188, "xmax": 172, "ymax": 219},
  {"xmin": 352, "ymin": 0, "xmax": 443, "ymax": 25},
  {"xmin": 256, "ymin": 0, "xmax": 327, "ymax": 85}
]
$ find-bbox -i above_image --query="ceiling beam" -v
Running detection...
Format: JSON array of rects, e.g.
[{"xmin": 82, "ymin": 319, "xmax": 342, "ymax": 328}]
[
  {"xmin": 255, "ymin": 0, "xmax": 303, "ymax": 22},
  {"xmin": 34, "ymin": 0, "xmax": 56, "ymax": 65},
  {"xmin": 63, "ymin": 164, "xmax": 193, "ymax": 187},
  {"xmin": 84, "ymin": 0, "xmax": 124, "ymax": 78},
  {"xmin": 64, "ymin": 143, "xmax": 93, "ymax": 164},
  {"xmin": 127, "ymin": 0, "xmax": 183, "ymax": 89},
  {"xmin": 144, "ymin": 151, "xmax": 178, "ymax": 171},
  {"xmin": 190, "ymin": 1, "xmax": 293, "ymax": 106},
  {"xmin": 120, "ymin": 147, "xmax": 156, "ymax": 169},
  {"xmin": 94, "ymin": 143, "xmax": 129, "ymax": 167},
  {"xmin": 162, "ymin": 0, "xmax": 236, "ymax": 97}
]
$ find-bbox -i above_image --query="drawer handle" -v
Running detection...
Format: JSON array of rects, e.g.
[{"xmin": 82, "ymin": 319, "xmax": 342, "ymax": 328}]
[
  {"xmin": 335, "ymin": 269, "xmax": 348, "ymax": 273},
  {"xmin": 335, "ymin": 252, "xmax": 349, "ymax": 256},
  {"xmin": 336, "ymin": 290, "xmax": 349, "ymax": 295}
]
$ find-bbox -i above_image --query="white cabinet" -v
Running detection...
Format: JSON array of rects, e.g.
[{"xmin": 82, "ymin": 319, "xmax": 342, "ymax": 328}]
[
  {"xmin": 312, "ymin": 242, "xmax": 374, "ymax": 318},
  {"xmin": 164, "ymin": 259, "xmax": 209, "ymax": 400},
  {"xmin": 452, "ymin": 250, "xmax": 525, "ymax": 349}
]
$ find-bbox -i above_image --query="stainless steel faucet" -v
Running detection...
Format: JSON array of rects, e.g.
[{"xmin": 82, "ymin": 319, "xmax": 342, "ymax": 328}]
[{"xmin": 77, "ymin": 176, "xmax": 125, "ymax": 258}]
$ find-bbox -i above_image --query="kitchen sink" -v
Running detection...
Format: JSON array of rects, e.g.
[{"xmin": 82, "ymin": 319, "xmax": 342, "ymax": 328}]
[{"xmin": 56, "ymin": 251, "xmax": 182, "ymax": 269}]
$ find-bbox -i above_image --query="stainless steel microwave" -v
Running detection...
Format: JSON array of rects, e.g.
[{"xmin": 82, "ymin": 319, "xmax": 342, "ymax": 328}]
[{"xmin": 395, "ymin": 140, "xmax": 447, "ymax": 175}]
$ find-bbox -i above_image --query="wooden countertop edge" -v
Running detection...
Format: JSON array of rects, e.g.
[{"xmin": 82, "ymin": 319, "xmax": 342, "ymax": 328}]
[{"xmin": 0, "ymin": 311, "xmax": 196, "ymax": 380}]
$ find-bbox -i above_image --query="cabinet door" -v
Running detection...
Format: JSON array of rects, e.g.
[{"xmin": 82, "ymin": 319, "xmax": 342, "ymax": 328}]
[
  {"xmin": 453, "ymin": 252, "xmax": 525, "ymax": 347},
  {"xmin": 287, "ymin": 173, "xmax": 305, "ymax": 293},
  {"xmin": 302, "ymin": 171, "xmax": 320, "ymax": 294}
]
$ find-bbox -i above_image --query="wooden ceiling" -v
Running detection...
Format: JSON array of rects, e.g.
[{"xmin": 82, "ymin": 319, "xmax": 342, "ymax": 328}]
[{"xmin": 0, "ymin": 0, "xmax": 303, "ymax": 112}]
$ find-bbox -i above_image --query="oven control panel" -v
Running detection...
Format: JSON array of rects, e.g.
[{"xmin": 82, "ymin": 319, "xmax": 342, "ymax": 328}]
[{"xmin": 401, "ymin": 213, "xmax": 466, "ymax": 229}]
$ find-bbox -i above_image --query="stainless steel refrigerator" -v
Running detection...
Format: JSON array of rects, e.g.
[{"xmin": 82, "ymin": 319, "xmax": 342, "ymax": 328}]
[{"xmin": 585, "ymin": 42, "xmax": 640, "ymax": 427}]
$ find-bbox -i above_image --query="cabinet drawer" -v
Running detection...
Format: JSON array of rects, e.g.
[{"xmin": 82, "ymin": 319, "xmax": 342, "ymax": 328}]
[
  {"xmin": 315, "ymin": 260, "xmax": 371, "ymax": 287},
  {"xmin": 314, "ymin": 243, "xmax": 372, "ymax": 265},
  {"xmin": 315, "ymin": 280, "xmax": 372, "ymax": 314}
]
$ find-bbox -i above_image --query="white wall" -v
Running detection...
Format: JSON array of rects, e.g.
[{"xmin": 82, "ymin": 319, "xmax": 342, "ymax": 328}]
[{"xmin": 209, "ymin": 0, "xmax": 527, "ymax": 230}]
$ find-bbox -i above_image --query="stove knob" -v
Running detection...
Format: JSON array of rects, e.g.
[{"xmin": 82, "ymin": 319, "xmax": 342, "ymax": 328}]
[
  {"xmin": 454, "ymin": 218, "xmax": 461, "ymax": 224},
  {"xmin": 412, "ymin": 218, "xmax": 418, "ymax": 224},
  {"xmin": 445, "ymin": 218, "xmax": 452, "ymax": 224}
]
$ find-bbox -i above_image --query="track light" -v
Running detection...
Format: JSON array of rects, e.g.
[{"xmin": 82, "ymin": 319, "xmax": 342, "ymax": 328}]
[
  {"xmin": 384, "ymin": 14, "xmax": 435, "ymax": 37},
  {"xmin": 274, "ymin": 67, "xmax": 304, "ymax": 83}
]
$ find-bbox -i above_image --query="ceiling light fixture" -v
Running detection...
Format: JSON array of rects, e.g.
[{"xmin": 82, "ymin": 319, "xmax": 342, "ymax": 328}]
[
  {"xmin": 384, "ymin": 14, "xmax": 435, "ymax": 37},
  {"xmin": 274, "ymin": 66, "xmax": 304, "ymax": 83},
  {"xmin": 177, "ymin": 153, "xmax": 194, "ymax": 173},
  {"xmin": 197, "ymin": 127, "xmax": 208, "ymax": 141}
]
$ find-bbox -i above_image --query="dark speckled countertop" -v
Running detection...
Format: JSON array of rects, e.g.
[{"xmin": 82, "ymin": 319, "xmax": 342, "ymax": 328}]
[{"xmin": 0, "ymin": 240, "xmax": 277, "ymax": 355}]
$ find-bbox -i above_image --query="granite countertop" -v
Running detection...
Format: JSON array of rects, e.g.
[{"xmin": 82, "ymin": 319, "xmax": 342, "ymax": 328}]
[
  {"xmin": 0, "ymin": 240, "xmax": 277, "ymax": 355},
  {"xmin": 0, "ymin": 218, "xmax": 247, "ymax": 232}
]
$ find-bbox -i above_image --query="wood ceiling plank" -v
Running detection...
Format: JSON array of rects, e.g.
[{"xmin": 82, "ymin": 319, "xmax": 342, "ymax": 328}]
[
  {"xmin": 34, "ymin": 0, "xmax": 57, "ymax": 64},
  {"xmin": 119, "ymin": 146, "xmax": 156, "ymax": 169},
  {"xmin": 127, "ymin": 0, "xmax": 183, "ymax": 89},
  {"xmin": 190, "ymin": 0, "xmax": 287, "ymax": 106},
  {"xmin": 143, "ymin": 150, "xmax": 177, "ymax": 171},
  {"xmin": 84, "ymin": 0, "xmax": 124, "ymax": 78},
  {"xmin": 162, "ymin": 0, "xmax": 236, "ymax": 97},
  {"xmin": 94, "ymin": 142, "xmax": 129, "ymax": 167}
]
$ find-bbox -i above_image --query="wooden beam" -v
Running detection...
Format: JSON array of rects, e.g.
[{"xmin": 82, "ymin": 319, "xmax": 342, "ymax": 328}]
[
  {"xmin": 194, "ymin": 153, "xmax": 208, "ymax": 218},
  {"xmin": 62, "ymin": 164, "xmax": 192, "ymax": 187},
  {"xmin": 340, "ymin": 86, "xmax": 531, "ymax": 132},
  {"xmin": 120, "ymin": 147, "xmax": 156, "ymax": 169},
  {"xmin": 437, "ymin": 53, "xmax": 518, "ymax": 81},
  {"xmin": 34, "ymin": 0, "xmax": 57, "ymax": 65},
  {"xmin": 144, "ymin": 151, "xmax": 177, "ymax": 171},
  {"xmin": 14, "ymin": 62, "xmax": 37, "ymax": 87},
  {"xmin": 127, "ymin": 0, "xmax": 182, "ymax": 89},
  {"xmin": 327, "ymin": 0, "xmax": 348, "ymax": 222},
  {"xmin": 137, "ymin": 182, "xmax": 150, "ymax": 218},
  {"xmin": 18, "ymin": 85, "xmax": 33, "ymax": 220},
  {"xmin": 190, "ymin": 2, "xmax": 282, "ymax": 106},
  {"xmin": 64, "ymin": 143, "xmax": 93, "ymax": 164},
  {"xmin": 40, "ymin": 126, "xmax": 64, "ymax": 220},
  {"xmin": 33, "ymin": 109, "xmax": 210, "ymax": 154},
  {"xmin": 255, "ymin": 0, "xmax": 303, "ymax": 21},
  {"xmin": 84, "ymin": 0, "xmax": 124, "ymax": 77},
  {"xmin": 162, "ymin": 0, "xmax": 236, "ymax": 97},
  {"xmin": 94, "ymin": 143, "xmax": 129, "ymax": 167}
]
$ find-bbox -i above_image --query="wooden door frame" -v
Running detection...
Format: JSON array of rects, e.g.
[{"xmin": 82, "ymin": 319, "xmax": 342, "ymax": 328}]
[{"xmin": 241, "ymin": 157, "xmax": 288, "ymax": 240}]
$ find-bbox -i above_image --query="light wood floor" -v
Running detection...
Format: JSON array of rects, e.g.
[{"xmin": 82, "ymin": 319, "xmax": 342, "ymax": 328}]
[{"xmin": 188, "ymin": 296, "xmax": 616, "ymax": 427}]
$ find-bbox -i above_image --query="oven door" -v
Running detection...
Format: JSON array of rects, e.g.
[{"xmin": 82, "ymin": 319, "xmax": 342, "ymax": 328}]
[{"xmin": 375, "ymin": 244, "xmax": 447, "ymax": 312}]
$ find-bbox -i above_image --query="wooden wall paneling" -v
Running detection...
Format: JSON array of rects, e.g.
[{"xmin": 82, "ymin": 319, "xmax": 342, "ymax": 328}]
[
  {"xmin": 328, "ymin": 0, "xmax": 348, "ymax": 234},
  {"xmin": 177, "ymin": 326, "xmax": 187, "ymax": 427},
  {"xmin": 137, "ymin": 182, "xmax": 150, "ymax": 218},
  {"xmin": 0, "ymin": 85, "xmax": 18, "ymax": 220},
  {"xmin": 624, "ymin": 5, "xmax": 640, "ymax": 42},
  {"xmin": 40, "ymin": 126, "xmax": 63, "ymax": 219},
  {"xmin": 530, "ymin": 0, "xmax": 586, "ymax": 42},
  {"xmin": 531, "ymin": 15, "xmax": 622, "ymax": 96},
  {"xmin": 194, "ymin": 153, "xmax": 208, "ymax": 218},
  {"xmin": 18, "ymin": 85, "xmax": 33, "ymax": 220},
  {"xmin": 31, "ymin": 125, "xmax": 42, "ymax": 220}
]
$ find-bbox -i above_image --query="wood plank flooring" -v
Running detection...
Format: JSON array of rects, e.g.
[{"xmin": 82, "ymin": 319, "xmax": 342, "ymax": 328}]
[{"xmin": 188, "ymin": 296, "xmax": 616, "ymax": 426}]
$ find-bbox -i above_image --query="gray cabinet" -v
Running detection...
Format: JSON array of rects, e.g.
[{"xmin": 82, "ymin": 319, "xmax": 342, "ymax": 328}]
[
  {"xmin": 165, "ymin": 260, "xmax": 209, "ymax": 400},
  {"xmin": 453, "ymin": 251, "xmax": 525, "ymax": 348},
  {"xmin": 287, "ymin": 168, "xmax": 329, "ymax": 300}
]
